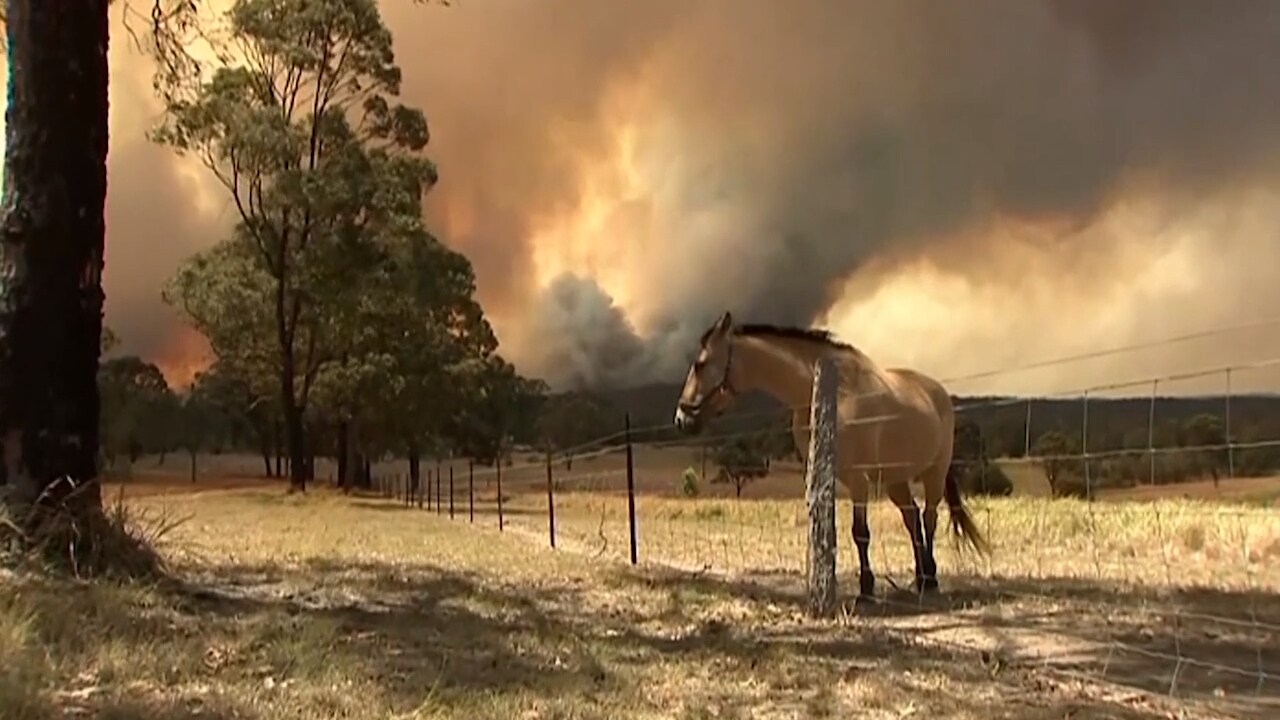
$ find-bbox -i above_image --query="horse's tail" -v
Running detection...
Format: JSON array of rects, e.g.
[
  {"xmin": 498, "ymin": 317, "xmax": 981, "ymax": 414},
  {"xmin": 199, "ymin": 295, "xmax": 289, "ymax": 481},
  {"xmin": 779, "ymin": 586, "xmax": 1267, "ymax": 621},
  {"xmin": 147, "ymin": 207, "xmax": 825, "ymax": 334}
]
[{"xmin": 944, "ymin": 463, "xmax": 990, "ymax": 556}]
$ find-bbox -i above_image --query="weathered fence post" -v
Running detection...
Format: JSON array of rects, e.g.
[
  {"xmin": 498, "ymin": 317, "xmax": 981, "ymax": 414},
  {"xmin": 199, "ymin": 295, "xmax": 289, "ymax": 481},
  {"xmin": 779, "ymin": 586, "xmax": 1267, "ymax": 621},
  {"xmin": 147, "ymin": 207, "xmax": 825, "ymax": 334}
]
[
  {"xmin": 625, "ymin": 413, "xmax": 638, "ymax": 565},
  {"xmin": 468, "ymin": 459, "xmax": 475, "ymax": 523},
  {"xmin": 496, "ymin": 458, "xmax": 505, "ymax": 531},
  {"xmin": 546, "ymin": 449, "xmax": 556, "ymax": 548},
  {"xmin": 805, "ymin": 355, "xmax": 839, "ymax": 619},
  {"xmin": 449, "ymin": 465, "xmax": 455, "ymax": 519}
]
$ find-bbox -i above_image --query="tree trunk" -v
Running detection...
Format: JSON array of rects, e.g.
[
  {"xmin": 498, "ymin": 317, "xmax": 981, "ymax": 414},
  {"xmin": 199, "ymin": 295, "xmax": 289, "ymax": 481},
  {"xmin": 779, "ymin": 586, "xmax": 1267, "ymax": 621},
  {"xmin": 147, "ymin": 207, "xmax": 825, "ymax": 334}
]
[
  {"xmin": 273, "ymin": 418, "xmax": 283, "ymax": 478},
  {"xmin": 254, "ymin": 417, "xmax": 273, "ymax": 477},
  {"xmin": 336, "ymin": 420, "xmax": 349, "ymax": 490},
  {"xmin": 408, "ymin": 446, "xmax": 421, "ymax": 501},
  {"xmin": 282, "ymin": 406, "xmax": 305, "ymax": 491},
  {"xmin": 0, "ymin": 0, "xmax": 110, "ymax": 525}
]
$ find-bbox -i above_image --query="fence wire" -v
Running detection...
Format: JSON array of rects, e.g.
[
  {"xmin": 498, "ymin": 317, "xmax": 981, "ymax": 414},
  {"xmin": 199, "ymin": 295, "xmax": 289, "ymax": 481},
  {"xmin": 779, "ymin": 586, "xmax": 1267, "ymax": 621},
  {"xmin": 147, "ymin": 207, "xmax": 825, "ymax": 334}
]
[{"xmin": 363, "ymin": 333, "xmax": 1280, "ymax": 717}]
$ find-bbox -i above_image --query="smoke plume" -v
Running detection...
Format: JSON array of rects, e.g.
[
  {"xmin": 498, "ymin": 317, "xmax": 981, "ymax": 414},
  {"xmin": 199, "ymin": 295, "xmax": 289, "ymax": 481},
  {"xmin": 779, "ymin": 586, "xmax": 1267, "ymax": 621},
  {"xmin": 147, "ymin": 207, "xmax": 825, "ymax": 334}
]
[{"xmin": 6, "ymin": 1, "xmax": 1280, "ymax": 395}]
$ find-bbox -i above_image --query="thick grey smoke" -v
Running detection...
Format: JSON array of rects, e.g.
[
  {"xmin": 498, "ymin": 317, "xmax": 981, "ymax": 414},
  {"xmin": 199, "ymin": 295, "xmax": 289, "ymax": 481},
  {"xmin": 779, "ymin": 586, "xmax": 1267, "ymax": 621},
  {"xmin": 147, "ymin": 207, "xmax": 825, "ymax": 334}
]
[
  {"xmin": 385, "ymin": 0, "xmax": 1280, "ymax": 390},
  {"xmin": 6, "ymin": 2, "xmax": 1280, "ymax": 391}
]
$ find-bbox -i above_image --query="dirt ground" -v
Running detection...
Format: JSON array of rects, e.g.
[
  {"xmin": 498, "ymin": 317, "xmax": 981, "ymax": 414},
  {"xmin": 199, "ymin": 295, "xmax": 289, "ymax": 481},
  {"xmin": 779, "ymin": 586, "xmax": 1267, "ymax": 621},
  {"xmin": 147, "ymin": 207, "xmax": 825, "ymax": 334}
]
[{"xmin": 7, "ymin": 465, "xmax": 1278, "ymax": 719}]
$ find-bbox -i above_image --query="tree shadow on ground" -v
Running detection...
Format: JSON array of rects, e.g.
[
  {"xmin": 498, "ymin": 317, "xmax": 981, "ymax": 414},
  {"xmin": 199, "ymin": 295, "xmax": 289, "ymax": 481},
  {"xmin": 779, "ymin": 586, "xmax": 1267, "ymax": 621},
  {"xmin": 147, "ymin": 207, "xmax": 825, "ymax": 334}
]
[
  {"xmin": 72, "ymin": 554, "xmax": 1182, "ymax": 720},
  {"xmin": 624, "ymin": 564, "xmax": 1280, "ymax": 719},
  {"xmin": 170, "ymin": 560, "xmax": 612, "ymax": 705}
]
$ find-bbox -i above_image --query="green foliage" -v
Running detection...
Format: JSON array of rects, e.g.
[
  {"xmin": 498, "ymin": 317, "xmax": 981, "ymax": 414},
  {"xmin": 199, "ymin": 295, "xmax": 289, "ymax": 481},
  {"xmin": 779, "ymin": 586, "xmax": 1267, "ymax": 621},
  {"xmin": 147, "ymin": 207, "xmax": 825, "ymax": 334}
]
[
  {"xmin": 680, "ymin": 468, "xmax": 700, "ymax": 498},
  {"xmin": 154, "ymin": 0, "xmax": 530, "ymax": 479},
  {"xmin": 98, "ymin": 356, "xmax": 176, "ymax": 466},
  {"xmin": 711, "ymin": 434, "xmax": 772, "ymax": 497},
  {"xmin": 1181, "ymin": 413, "xmax": 1228, "ymax": 482},
  {"xmin": 953, "ymin": 419, "xmax": 1012, "ymax": 496},
  {"xmin": 100, "ymin": 326, "xmax": 120, "ymax": 355},
  {"xmin": 959, "ymin": 460, "xmax": 1014, "ymax": 497},
  {"xmin": 537, "ymin": 391, "xmax": 609, "ymax": 456},
  {"xmin": 1030, "ymin": 430, "xmax": 1085, "ymax": 497}
]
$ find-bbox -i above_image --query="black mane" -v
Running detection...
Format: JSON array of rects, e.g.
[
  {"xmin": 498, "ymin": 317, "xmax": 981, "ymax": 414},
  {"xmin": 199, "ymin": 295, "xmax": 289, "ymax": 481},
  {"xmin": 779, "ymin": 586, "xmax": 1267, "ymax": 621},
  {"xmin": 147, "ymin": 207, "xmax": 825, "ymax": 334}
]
[{"xmin": 733, "ymin": 323, "xmax": 853, "ymax": 350}]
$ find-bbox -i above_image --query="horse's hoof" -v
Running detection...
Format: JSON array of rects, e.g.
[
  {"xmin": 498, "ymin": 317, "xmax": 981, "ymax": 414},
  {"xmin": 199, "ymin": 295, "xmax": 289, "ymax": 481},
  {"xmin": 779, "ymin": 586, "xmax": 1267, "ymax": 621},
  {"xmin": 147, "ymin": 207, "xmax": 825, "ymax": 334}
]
[{"xmin": 916, "ymin": 577, "xmax": 939, "ymax": 594}]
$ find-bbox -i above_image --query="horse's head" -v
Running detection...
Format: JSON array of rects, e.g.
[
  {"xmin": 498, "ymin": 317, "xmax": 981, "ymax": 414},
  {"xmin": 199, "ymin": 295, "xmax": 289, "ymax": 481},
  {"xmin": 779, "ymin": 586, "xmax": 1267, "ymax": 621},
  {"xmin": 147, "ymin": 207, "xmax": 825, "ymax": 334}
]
[{"xmin": 674, "ymin": 311, "xmax": 737, "ymax": 434}]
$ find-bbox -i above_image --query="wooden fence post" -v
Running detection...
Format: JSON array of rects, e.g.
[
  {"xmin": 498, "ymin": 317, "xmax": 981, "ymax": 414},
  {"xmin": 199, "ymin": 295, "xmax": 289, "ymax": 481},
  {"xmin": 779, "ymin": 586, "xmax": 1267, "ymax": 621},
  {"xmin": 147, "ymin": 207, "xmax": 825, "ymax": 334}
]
[
  {"xmin": 806, "ymin": 355, "xmax": 839, "ymax": 619},
  {"xmin": 546, "ymin": 449, "xmax": 556, "ymax": 548},
  {"xmin": 496, "ymin": 458, "xmax": 504, "ymax": 531},
  {"xmin": 448, "ymin": 465, "xmax": 455, "ymax": 519},
  {"xmin": 625, "ymin": 413, "xmax": 638, "ymax": 565}
]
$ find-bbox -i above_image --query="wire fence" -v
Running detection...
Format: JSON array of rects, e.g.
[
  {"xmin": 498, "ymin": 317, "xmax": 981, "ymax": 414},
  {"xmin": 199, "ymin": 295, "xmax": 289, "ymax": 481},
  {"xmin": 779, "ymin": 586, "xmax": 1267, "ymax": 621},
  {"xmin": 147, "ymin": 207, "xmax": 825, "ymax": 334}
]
[{"xmin": 363, "ymin": 329, "xmax": 1280, "ymax": 717}]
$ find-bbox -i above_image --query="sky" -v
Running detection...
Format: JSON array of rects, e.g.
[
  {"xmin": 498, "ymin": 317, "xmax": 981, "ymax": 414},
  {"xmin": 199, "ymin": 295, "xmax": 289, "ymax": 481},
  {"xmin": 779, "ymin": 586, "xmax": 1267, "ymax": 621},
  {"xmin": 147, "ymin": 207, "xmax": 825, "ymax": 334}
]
[{"xmin": 4, "ymin": 0, "xmax": 1280, "ymax": 399}]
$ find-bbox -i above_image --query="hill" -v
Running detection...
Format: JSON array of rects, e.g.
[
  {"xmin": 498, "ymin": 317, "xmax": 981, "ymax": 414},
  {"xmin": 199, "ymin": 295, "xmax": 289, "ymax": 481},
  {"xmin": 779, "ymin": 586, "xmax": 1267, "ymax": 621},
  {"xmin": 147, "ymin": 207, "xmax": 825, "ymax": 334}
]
[{"xmin": 584, "ymin": 383, "xmax": 1280, "ymax": 485}]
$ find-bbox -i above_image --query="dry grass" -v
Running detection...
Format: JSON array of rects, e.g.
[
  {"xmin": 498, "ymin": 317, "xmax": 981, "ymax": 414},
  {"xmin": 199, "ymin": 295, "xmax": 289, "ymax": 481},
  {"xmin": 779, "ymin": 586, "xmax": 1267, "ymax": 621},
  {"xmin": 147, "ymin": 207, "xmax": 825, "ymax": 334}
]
[{"xmin": 4, "ymin": 458, "xmax": 1278, "ymax": 719}]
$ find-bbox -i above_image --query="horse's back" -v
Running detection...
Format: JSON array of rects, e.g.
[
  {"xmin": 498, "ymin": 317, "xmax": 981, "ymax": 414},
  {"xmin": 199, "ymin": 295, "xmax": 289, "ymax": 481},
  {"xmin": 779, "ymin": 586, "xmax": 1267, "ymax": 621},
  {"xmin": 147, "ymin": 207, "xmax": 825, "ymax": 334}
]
[
  {"xmin": 882, "ymin": 367, "xmax": 954, "ymax": 429},
  {"xmin": 828, "ymin": 365, "xmax": 954, "ymax": 473}
]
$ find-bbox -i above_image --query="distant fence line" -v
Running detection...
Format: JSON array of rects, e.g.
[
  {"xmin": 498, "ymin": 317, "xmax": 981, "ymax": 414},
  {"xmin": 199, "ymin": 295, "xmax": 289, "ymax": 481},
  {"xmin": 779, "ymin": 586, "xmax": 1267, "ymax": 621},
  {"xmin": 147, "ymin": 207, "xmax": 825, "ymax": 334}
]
[{"xmin": 357, "ymin": 344, "xmax": 1280, "ymax": 715}]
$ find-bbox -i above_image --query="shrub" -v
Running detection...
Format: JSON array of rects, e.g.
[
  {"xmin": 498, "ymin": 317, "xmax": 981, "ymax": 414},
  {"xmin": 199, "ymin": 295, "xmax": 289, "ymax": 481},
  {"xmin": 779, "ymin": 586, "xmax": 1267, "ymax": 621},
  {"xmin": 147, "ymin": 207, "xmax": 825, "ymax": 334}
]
[
  {"xmin": 960, "ymin": 460, "xmax": 1013, "ymax": 497},
  {"xmin": 680, "ymin": 467, "xmax": 700, "ymax": 498}
]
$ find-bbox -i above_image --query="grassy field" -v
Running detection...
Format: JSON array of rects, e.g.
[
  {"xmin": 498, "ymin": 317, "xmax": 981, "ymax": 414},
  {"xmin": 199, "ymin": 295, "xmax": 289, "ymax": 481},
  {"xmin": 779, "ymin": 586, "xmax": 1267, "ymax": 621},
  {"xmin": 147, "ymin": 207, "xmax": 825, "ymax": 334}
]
[
  {"xmin": 6, "ymin": 451, "xmax": 1276, "ymax": 718},
  {"xmin": 111, "ymin": 444, "xmax": 1280, "ymax": 505}
]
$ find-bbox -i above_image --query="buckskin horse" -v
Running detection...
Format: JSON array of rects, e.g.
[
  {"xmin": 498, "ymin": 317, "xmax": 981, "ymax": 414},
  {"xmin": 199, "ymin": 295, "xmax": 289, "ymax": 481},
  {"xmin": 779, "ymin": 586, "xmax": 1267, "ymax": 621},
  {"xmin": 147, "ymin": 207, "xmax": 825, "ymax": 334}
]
[{"xmin": 673, "ymin": 311, "xmax": 988, "ymax": 598}]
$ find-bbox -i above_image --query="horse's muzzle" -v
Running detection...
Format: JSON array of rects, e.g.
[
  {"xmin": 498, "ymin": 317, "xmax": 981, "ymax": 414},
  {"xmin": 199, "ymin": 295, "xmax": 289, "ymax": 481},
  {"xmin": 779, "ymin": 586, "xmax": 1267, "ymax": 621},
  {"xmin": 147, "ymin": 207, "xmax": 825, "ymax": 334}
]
[{"xmin": 673, "ymin": 404, "xmax": 703, "ymax": 435}]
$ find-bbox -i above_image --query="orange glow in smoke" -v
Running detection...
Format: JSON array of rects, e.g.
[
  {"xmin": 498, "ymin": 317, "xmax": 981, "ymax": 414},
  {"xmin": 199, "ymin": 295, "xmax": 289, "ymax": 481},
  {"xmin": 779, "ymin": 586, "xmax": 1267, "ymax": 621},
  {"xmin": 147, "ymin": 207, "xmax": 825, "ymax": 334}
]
[
  {"xmin": 153, "ymin": 325, "xmax": 213, "ymax": 391},
  {"xmin": 525, "ymin": 78, "xmax": 666, "ymax": 328}
]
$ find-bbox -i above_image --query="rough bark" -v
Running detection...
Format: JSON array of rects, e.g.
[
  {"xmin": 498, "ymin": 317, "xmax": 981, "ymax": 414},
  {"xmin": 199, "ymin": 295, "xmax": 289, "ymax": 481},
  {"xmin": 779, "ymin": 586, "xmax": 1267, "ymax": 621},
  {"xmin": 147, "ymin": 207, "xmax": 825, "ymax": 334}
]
[
  {"xmin": 336, "ymin": 420, "xmax": 349, "ymax": 490},
  {"xmin": 805, "ymin": 356, "xmax": 839, "ymax": 619},
  {"xmin": 408, "ymin": 446, "xmax": 420, "ymax": 503},
  {"xmin": 0, "ymin": 0, "xmax": 111, "ymax": 522},
  {"xmin": 254, "ymin": 417, "xmax": 273, "ymax": 477}
]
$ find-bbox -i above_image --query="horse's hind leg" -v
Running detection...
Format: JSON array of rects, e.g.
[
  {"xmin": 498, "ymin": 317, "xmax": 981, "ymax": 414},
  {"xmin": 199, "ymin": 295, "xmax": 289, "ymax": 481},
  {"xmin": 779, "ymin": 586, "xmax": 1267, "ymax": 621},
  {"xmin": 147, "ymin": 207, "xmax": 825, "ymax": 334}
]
[
  {"xmin": 886, "ymin": 482, "xmax": 935, "ymax": 593},
  {"xmin": 916, "ymin": 462, "xmax": 947, "ymax": 593},
  {"xmin": 847, "ymin": 471, "xmax": 875, "ymax": 598}
]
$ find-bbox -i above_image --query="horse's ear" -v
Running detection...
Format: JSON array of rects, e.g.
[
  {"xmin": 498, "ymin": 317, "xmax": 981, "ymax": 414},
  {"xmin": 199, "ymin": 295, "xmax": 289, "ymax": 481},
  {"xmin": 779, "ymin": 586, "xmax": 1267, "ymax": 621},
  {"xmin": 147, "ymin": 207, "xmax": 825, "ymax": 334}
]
[{"xmin": 714, "ymin": 311, "xmax": 733, "ymax": 334}]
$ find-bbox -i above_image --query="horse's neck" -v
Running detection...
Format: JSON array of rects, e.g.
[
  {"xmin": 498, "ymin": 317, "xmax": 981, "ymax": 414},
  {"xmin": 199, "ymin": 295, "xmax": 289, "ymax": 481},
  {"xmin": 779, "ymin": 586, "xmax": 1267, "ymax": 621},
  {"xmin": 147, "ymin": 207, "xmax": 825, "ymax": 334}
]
[{"xmin": 732, "ymin": 336, "xmax": 852, "ymax": 409}]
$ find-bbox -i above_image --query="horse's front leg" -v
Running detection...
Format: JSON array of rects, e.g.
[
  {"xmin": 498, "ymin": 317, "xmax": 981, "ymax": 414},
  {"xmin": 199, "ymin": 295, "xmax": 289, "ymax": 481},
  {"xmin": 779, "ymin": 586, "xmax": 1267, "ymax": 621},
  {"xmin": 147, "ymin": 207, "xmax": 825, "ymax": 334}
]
[{"xmin": 849, "ymin": 471, "xmax": 875, "ymax": 598}]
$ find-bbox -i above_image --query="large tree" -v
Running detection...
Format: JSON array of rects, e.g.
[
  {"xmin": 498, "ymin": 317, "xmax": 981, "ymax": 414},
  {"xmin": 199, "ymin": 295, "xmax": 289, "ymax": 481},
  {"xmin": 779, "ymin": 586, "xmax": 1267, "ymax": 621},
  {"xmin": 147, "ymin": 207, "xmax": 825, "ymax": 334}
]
[
  {"xmin": 153, "ymin": 0, "xmax": 437, "ymax": 490},
  {"xmin": 98, "ymin": 355, "xmax": 175, "ymax": 469},
  {"xmin": 0, "ymin": 1, "xmax": 112, "ymax": 538},
  {"xmin": 536, "ymin": 391, "xmax": 607, "ymax": 470},
  {"xmin": 164, "ymin": 241, "xmax": 284, "ymax": 476},
  {"xmin": 361, "ymin": 235, "xmax": 499, "ymax": 490}
]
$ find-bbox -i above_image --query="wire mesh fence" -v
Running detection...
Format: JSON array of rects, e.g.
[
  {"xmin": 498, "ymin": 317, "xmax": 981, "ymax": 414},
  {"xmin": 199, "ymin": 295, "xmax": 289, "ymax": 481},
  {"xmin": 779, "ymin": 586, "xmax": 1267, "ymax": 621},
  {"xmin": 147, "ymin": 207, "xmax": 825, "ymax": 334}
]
[{"xmin": 355, "ymin": 341, "xmax": 1280, "ymax": 717}]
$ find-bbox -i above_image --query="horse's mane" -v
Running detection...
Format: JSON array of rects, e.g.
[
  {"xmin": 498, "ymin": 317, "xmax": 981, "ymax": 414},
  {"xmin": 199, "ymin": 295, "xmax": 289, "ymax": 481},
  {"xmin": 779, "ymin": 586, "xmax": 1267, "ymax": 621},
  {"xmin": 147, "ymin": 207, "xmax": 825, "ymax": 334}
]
[
  {"xmin": 733, "ymin": 323, "xmax": 854, "ymax": 352},
  {"xmin": 726, "ymin": 323, "xmax": 892, "ymax": 389},
  {"xmin": 699, "ymin": 319, "xmax": 868, "ymax": 363}
]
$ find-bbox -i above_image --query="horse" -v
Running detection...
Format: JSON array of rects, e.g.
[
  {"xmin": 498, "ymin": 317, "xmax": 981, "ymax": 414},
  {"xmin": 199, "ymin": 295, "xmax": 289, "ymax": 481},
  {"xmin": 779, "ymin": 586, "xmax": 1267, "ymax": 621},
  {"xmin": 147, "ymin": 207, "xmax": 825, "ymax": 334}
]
[{"xmin": 672, "ymin": 311, "xmax": 988, "ymax": 598}]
